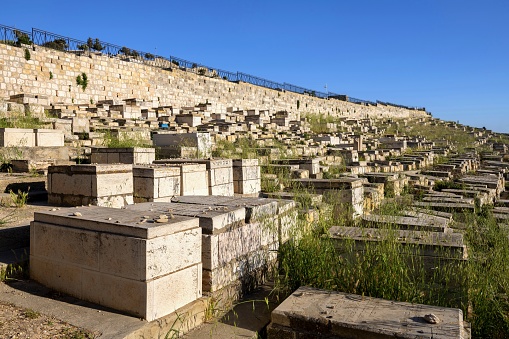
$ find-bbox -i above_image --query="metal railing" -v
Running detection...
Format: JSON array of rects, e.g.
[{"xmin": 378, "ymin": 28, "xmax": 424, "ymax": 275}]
[
  {"xmin": 0, "ymin": 23, "xmax": 426, "ymax": 112},
  {"xmin": 376, "ymin": 100, "xmax": 426, "ymax": 111},
  {"xmin": 348, "ymin": 97, "xmax": 377, "ymax": 106},
  {"xmin": 237, "ymin": 72, "xmax": 283, "ymax": 90},
  {"xmin": 0, "ymin": 24, "xmax": 31, "ymax": 46}
]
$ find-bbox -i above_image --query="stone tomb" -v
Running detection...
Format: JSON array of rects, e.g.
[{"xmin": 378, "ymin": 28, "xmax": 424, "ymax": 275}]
[
  {"xmin": 361, "ymin": 214, "xmax": 451, "ymax": 233},
  {"xmin": 232, "ymin": 159, "xmax": 261, "ymax": 196},
  {"xmin": 329, "ymin": 226, "xmax": 467, "ymax": 263},
  {"xmin": 35, "ymin": 129, "xmax": 65, "ymax": 147},
  {"xmin": 128, "ymin": 196, "xmax": 297, "ymax": 297},
  {"xmin": 30, "ymin": 206, "xmax": 202, "ymax": 321},
  {"xmin": 0, "ymin": 128, "xmax": 65, "ymax": 147},
  {"xmin": 268, "ymin": 286, "xmax": 470, "ymax": 339},
  {"xmin": 0, "ymin": 128, "xmax": 35, "ymax": 147},
  {"xmin": 133, "ymin": 165, "xmax": 181, "ymax": 202},
  {"xmin": 126, "ymin": 199, "xmax": 274, "ymax": 296},
  {"xmin": 292, "ymin": 177, "xmax": 364, "ymax": 219},
  {"xmin": 175, "ymin": 163, "xmax": 208, "ymax": 196},
  {"xmin": 153, "ymin": 132, "xmax": 212, "ymax": 158},
  {"xmin": 90, "ymin": 147, "xmax": 156, "ymax": 165},
  {"xmin": 155, "ymin": 159, "xmax": 234, "ymax": 196},
  {"xmin": 47, "ymin": 164, "xmax": 134, "ymax": 208}
]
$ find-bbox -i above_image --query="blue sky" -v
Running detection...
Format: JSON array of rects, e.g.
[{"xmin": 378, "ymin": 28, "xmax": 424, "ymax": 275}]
[{"xmin": 1, "ymin": 1, "xmax": 508, "ymax": 132}]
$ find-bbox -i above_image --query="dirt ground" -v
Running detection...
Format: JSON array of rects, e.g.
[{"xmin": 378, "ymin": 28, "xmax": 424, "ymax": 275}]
[
  {"xmin": 0, "ymin": 300, "xmax": 95, "ymax": 338},
  {"xmin": 0, "ymin": 204, "xmax": 96, "ymax": 338}
]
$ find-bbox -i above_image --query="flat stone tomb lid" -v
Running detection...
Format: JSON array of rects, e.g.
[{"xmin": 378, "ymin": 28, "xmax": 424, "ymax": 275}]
[
  {"xmin": 126, "ymin": 202, "xmax": 245, "ymax": 233},
  {"xmin": 169, "ymin": 195, "xmax": 279, "ymax": 222},
  {"xmin": 330, "ymin": 226, "xmax": 465, "ymax": 248},
  {"xmin": 274, "ymin": 286, "xmax": 465, "ymax": 339},
  {"xmin": 33, "ymin": 206, "xmax": 199, "ymax": 239}
]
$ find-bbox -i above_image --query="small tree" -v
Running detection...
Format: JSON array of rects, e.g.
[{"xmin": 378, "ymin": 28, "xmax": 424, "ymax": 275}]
[
  {"xmin": 14, "ymin": 30, "xmax": 31, "ymax": 46},
  {"xmin": 86, "ymin": 37, "xmax": 94, "ymax": 50},
  {"xmin": 77, "ymin": 43, "xmax": 89, "ymax": 51},
  {"xmin": 42, "ymin": 39, "xmax": 68, "ymax": 51},
  {"xmin": 120, "ymin": 46, "xmax": 131, "ymax": 56},
  {"xmin": 92, "ymin": 38, "xmax": 103, "ymax": 51}
]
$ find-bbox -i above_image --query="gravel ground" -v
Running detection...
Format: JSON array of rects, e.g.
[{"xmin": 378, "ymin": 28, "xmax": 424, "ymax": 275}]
[{"xmin": 0, "ymin": 300, "xmax": 95, "ymax": 338}]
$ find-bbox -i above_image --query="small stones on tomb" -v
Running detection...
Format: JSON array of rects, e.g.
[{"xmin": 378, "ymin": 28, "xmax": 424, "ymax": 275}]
[
  {"xmin": 72, "ymin": 212, "xmax": 82, "ymax": 217},
  {"xmin": 424, "ymin": 313, "xmax": 440, "ymax": 324},
  {"xmin": 156, "ymin": 214, "xmax": 169, "ymax": 223}
]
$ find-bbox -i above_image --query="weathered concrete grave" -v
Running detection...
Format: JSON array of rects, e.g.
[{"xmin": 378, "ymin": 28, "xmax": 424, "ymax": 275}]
[
  {"xmin": 30, "ymin": 206, "xmax": 202, "ymax": 321},
  {"xmin": 267, "ymin": 286, "xmax": 470, "ymax": 339},
  {"xmin": 133, "ymin": 196, "xmax": 297, "ymax": 298},
  {"xmin": 153, "ymin": 132, "xmax": 212, "ymax": 158},
  {"xmin": 233, "ymin": 159, "xmax": 261, "ymax": 196},
  {"xmin": 91, "ymin": 147, "xmax": 155, "ymax": 165},
  {"xmin": 34, "ymin": 129, "xmax": 65, "ymax": 147},
  {"xmin": 292, "ymin": 177, "xmax": 364, "ymax": 219},
  {"xmin": 47, "ymin": 164, "xmax": 134, "ymax": 208},
  {"xmin": 362, "ymin": 214, "xmax": 451, "ymax": 233},
  {"xmin": 329, "ymin": 226, "xmax": 467, "ymax": 261},
  {"xmin": 155, "ymin": 159, "xmax": 234, "ymax": 196},
  {"xmin": 0, "ymin": 128, "xmax": 35, "ymax": 147},
  {"xmin": 413, "ymin": 201, "xmax": 475, "ymax": 213},
  {"xmin": 133, "ymin": 165, "xmax": 181, "ymax": 202},
  {"xmin": 148, "ymin": 163, "xmax": 208, "ymax": 196},
  {"xmin": 126, "ymin": 197, "xmax": 296, "ymax": 300}
]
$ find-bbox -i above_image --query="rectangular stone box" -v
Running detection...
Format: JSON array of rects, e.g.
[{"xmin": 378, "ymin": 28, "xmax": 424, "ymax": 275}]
[
  {"xmin": 155, "ymin": 159, "xmax": 234, "ymax": 196},
  {"xmin": 232, "ymin": 159, "xmax": 261, "ymax": 195},
  {"xmin": 91, "ymin": 147, "xmax": 156, "ymax": 165},
  {"xmin": 173, "ymin": 163, "xmax": 208, "ymax": 196},
  {"xmin": 0, "ymin": 128, "xmax": 35, "ymax": 147},
  {"xmin": 329, "ymin": 226, "xmax": 467, "ymax": 261},
  {"xmin": 293, "ymin": 177, "xmax": 365, "ymax": 218},
  {"xmin": 153, "ymin": 132, "xmax": 212, "ymax": 158},
  {"xmin": 268, "ymin": 287, "xmax": 469, "ymax": 339},
  {"xmin": 30, "ymin": 206, "xmax": 202, "ymax": 321},
  {"xmin": 34, "ymin": 129, "xmax": 64, "ymax": 146},
  {"xmin": 126, "ymin": 199, "xmax": 289, "ymax": 294},
  {"xmin": 47, "ymin": 164, "xmax": 134, "ymax": 208},
  {"xmin": 361, "ymin": 214, "xmax": 450, "ymax": 233},
  {"xmin": 133, "ymin": 165, "xmax": 181, "ymax": 202}
]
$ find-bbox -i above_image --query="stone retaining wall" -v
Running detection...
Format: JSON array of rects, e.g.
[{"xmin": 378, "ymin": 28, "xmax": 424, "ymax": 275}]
[{"xmin": 0, "ymin": 44, "xmax": 429, "ymax": 120}]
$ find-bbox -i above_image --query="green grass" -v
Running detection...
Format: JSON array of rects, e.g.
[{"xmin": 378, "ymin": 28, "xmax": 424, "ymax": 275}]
[
  {"xmin": 102, "ymin": 130, "xmax": 152, "ymax": 148},
  {"xmin": 273, "ymin": 196, "xmax": 509, "ymax": 338},
  {"xmin": 24, "ymin": 309, "xmax": 40, "ymax": 319},
  {"xmin": 0, "ymin": 116, "xmax": 46, "ymax": 129},
  {"xmin": 8, "ymin": 189, "xmax": 29, "ymax": 208}
]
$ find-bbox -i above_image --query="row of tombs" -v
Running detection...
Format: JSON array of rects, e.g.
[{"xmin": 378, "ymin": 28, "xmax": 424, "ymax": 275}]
[
  {"xmin": 31, "ymin": 154, "xmax": 296, "ymax": 321},
  {"xmin": 46, "ymin": 158, "xmax": 261, "ymax": 208},
  {"xmin": 30, "ymin": 195, "xmax": 297, "ymax": 321}
]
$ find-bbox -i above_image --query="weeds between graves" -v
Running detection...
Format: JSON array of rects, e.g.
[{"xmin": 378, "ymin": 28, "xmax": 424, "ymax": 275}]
[{"xmin": 208, "ymin": 118, "xmax": 509, "ymax": 337}]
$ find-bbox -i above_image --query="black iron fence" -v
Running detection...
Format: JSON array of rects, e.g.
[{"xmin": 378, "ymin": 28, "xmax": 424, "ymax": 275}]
[
  {"xmin": 0, "ymin": 24, "xmax": 31, "ymax": 46},
  {"xmin": 0, "ymin": 23, "xmax": 426, "ymax": 112}
]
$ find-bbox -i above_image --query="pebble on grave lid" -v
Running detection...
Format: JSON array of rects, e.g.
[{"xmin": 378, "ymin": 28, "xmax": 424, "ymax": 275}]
[{"xmin": 424, "ymin": 313, "xmax": 440, "ymax": 324}]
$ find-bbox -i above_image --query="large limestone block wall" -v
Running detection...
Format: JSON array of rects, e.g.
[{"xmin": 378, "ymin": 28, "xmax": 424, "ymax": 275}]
[{"xmin": 0, "ymin": 44, "xmax": 428, "ymax": 119}]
